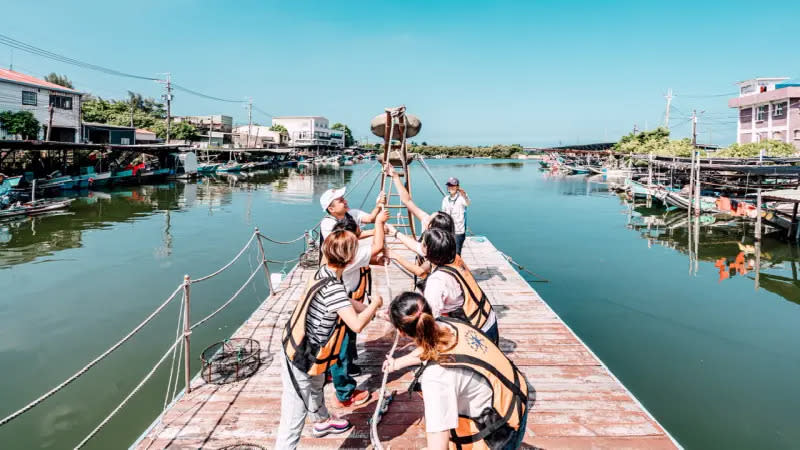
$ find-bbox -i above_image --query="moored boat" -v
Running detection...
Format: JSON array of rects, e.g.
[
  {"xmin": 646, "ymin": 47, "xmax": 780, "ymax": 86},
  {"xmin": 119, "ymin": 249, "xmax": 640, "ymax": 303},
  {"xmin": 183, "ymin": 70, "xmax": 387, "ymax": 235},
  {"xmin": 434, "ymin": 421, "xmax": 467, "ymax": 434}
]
[{"xmin": 0, "ymin": 198, "xmax": 74, "ymax": 220}]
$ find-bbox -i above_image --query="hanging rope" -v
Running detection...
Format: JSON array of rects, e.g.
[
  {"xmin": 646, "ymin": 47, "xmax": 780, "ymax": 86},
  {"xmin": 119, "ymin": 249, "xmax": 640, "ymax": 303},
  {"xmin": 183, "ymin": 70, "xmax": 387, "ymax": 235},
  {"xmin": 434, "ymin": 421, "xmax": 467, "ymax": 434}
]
[
  {"xmin": 163, "ymin": 297, "xmax": 186, "ymax": 410},
  {"xmin": 191, "ymin": 232, "xmax": 258, "ymax": 283},
  {"xmin": 417, "ymin": 155, "xmax": 447, "ymax": 197},
  {"xmin": 359, "ymin": 170, "xmax": 383, "ymax": 210},
  {"xmin": 0, "ymin": 283, "xmax": 184, "ymax": 427},
  {"xmin": 256, "ymin": 232, "xmax": 307, "ymax": 245},
  {"xmin": 499, "ymin": 251, "xmax": 549, "ymax": 283},
  {"xmin": 190, "ymin": 264, "xmax": 263, "ymax": 330},
  {"xmin": 370, "ymin": 259, "xmax": 399, "ymax": 450}
]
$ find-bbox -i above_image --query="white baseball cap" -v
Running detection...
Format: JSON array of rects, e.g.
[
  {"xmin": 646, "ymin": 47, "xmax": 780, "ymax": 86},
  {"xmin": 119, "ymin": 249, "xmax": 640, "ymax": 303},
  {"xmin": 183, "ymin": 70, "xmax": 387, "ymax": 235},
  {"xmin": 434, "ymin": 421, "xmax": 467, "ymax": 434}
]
[{"xmin": 320, "ymin": 187, "xmax": 346, "ymax": 212}]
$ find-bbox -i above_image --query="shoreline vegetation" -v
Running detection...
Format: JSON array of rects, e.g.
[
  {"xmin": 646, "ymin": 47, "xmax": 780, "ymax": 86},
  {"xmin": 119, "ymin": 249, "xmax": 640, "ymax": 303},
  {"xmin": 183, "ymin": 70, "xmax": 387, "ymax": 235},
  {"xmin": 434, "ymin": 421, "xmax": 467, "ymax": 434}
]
[{"xmin": 369, "ymin": 142, "xmax": 526, "ymax": 158}]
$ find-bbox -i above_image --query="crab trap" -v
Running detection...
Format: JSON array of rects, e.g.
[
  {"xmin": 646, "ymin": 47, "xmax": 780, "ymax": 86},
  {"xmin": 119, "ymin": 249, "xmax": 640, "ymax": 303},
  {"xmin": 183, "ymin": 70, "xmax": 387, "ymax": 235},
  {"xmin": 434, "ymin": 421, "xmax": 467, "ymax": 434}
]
[{"xmin": 200, "ymin": 338, "xmax": 261, "ymax": 385}]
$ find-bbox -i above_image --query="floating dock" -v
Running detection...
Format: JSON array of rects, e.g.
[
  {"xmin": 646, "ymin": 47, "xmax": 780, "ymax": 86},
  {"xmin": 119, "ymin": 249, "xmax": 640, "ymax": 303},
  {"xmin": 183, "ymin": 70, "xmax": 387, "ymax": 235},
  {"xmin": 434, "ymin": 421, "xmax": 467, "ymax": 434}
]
[{"xmin": 135, "ymin": 237, "xmax": 680, "ymax": 449}]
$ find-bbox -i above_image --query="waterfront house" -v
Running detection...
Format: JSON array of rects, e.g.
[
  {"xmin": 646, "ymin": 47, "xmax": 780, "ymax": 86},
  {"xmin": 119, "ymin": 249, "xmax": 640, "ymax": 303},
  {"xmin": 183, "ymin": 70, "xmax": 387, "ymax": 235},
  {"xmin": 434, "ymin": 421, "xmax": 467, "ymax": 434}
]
[
  {"xmin": 271, "ymin": 116, "xmax": 345, "ymax": 149},
  {"xmin": 172, "ymin": 114, "xmax": 233, "ymax": 147},
  {"xmin": 728, "ymin": 77, "xmax": 800, "ymax": 149},
  {"xmin": 82, "ymin": 122, "xmax": 136, "ymax": 144},
  {"xmin": 135, "ymin": 128, "xmax": 159, "ymax": 144},
  {"xmin": 232, "ymin": 125, "xmax": 285, "ymax": 148},
  {"xmin": 0, "ymin": 68, "xmax": 83, "ymax": 142}
]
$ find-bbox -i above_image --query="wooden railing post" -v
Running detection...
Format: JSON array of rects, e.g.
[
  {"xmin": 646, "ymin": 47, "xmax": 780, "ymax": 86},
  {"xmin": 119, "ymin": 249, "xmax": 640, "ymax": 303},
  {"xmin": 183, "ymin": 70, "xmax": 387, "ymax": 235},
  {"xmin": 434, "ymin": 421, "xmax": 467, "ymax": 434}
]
[
  {"xmin": 254, "ymin": 228, "xmax": 274, "ymax": 295},
  {"xmin": 182, "ymin": 274, "xmax": 192, "ymax": 394}
]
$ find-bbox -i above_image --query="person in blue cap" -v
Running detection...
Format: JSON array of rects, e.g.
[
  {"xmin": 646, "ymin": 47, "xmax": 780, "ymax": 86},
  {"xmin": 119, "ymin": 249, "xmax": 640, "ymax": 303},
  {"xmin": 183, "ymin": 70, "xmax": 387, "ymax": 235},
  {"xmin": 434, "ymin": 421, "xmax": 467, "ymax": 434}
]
[{"xmin": 441, "ymin": 177, "xmax": 470, "ymax": 255}]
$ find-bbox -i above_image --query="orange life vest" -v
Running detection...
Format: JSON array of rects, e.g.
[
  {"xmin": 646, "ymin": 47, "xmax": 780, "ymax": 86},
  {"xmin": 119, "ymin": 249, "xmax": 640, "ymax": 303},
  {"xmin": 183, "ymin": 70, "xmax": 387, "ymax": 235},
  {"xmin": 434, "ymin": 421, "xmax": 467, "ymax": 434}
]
[
  {"xmin": 282, "ymin": 277, "xmax": 347, "ymax": 375},
  {"xmin": 350, "ymin": 266, "xmax": 371, "ymax": 302},
  {"xmin": 412, "ymin": 318, "xmax": 528, "ymax": 450},
  {"xmin": 434, "ymin": 260, "xmax": 492, "ymax": 331}
]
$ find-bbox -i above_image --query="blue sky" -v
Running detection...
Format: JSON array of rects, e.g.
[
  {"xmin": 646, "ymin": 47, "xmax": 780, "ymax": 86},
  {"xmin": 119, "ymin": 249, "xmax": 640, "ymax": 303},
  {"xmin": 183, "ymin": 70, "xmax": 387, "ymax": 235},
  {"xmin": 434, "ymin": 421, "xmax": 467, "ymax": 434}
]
[{"xmin": 1, "ymin": 0, "xmax": 797, "ymax": 146}]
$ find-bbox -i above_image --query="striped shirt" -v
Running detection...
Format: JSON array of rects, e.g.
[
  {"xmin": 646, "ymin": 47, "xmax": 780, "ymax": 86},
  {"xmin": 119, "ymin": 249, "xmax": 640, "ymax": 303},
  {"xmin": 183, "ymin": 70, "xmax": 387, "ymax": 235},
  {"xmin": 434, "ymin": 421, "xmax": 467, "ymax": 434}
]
[{"xmin": 307, "ymin": 267, "xmax": 352, "ymax": 346}]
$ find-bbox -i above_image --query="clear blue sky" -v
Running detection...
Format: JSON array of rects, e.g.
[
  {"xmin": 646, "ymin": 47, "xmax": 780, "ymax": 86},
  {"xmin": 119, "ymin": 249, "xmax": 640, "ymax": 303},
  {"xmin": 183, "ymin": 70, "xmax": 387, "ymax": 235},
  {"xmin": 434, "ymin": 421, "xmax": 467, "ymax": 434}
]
[{"xmin": 1, "ymin": 0, "xmax": 797, "ymax": 146}]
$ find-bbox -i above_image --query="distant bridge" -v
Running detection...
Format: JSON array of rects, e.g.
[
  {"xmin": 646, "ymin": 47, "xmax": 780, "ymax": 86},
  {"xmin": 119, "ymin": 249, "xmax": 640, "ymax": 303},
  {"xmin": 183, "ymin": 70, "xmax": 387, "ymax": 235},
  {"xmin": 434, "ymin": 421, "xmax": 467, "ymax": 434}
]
[{"xmin": 524, "ymin": 142, "xmax": 616, "ymax": 153}]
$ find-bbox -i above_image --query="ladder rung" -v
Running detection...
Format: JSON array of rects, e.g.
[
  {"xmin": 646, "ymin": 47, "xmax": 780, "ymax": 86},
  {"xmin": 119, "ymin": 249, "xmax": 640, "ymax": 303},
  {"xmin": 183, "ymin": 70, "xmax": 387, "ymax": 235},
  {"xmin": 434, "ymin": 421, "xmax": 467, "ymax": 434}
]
[
  {"xmin": 389, "ymin": 224, "xmax": 412, "ymax": 228},
  {"xmin": 386, "ymin": 205, "xmax": 405, "ymax": 208}
]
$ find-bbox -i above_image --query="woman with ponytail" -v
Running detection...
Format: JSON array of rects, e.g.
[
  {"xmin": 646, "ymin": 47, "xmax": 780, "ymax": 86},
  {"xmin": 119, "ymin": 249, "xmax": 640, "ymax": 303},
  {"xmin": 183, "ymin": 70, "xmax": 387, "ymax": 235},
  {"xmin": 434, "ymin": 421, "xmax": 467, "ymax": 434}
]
[{"xmin": 384, "ymin": 292, "xmax": 529, "ymax": 450}]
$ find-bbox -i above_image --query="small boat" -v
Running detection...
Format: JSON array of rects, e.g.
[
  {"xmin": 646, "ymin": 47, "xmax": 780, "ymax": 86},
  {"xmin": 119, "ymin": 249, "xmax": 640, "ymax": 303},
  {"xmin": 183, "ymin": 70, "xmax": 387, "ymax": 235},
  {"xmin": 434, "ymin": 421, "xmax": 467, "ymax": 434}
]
[
  {"xmin": 197, "ymin": 163, "xmax": 221, "ymax": 174},
  {"xmin": 216, "ymin": 161, "xmax": 244, "ymax": 172},
  {"xmin": 73, "ymin": 166, "xmax": 112, "ymax": 189},
  {"xmin": 37, "ymin": 172, "xmax": 74, "ymax": 190},
  {"xmin": 139, "ymin": 167, "xmax": 170, "ymax": 183},
  {"xmin": 0, "ymin": 198, "xmax": 74, "ymax": 220},
  {"xmin": 111, "ymin": 169, "xmax": 135, "ymax": 185},
  {"xmin": 167, "ymin": 153, "xmax": 199, "ymax": 179}
]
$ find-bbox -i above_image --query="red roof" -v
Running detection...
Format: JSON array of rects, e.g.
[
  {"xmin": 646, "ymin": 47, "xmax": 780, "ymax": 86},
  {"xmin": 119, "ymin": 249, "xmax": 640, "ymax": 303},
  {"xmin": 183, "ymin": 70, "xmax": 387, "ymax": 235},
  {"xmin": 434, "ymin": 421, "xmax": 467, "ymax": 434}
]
[{"xmin": 0, "ymin": 68, "xmax": 80, "ymax": 94}]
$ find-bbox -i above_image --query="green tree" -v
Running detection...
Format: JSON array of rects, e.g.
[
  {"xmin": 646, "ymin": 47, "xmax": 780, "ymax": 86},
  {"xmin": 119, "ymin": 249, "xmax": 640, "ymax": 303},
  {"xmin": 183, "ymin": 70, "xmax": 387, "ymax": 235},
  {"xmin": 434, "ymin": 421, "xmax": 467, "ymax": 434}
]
[
  {"xmin": 715, "ymin": 140, "xmax": 796, "ymax": 157},
  {"xmin": 269, "ymin": 124, "xmax": 288, "ymax": 134},
  {"xmin": 0, "ymin": 110, "xmax": 41, "ymax": 139},
  {"xmin": 43, "ymin": 73, "xmax": 74, "ymax": 89},
  {"xmin": 331, "ymin": 122, "xmax": 354, "ymax": 147},
  {"xmin": 81, "ymin": 95, "xmax": 165, "ymax": 129},
  {"xmin": 152, "ymin": 121, "xmax": 197, "ymax": 140}
]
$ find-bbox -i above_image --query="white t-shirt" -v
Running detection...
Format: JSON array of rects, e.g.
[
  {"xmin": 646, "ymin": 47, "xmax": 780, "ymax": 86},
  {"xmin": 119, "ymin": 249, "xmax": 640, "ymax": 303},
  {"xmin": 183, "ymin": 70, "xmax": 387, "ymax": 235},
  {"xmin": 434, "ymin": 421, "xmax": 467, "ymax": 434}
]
[
  {"xmin": 341, "ymin": 241, "xmax": 372, "ymax": 294},
  {"xmin": 320, "ymin": 208, "xmax": 369, "ymax": 241},
  {"xmin": 420, "ymin": 356, "xmax": 493, "ymax": 432},
  {"xmin": 441, "ymin": 194, "xmax": 468, "ymax": 235},
  {"xmin": 424, "ymin": 269, "xmax": 497, "ymax": 333}
]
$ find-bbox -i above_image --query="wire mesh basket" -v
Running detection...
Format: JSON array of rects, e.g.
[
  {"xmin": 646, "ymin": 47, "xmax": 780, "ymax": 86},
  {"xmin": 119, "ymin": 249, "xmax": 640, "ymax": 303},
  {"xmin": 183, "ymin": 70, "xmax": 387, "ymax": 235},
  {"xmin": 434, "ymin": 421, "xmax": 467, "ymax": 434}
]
[
  {"xmin": 217, "ymin": 444, "xmax": 267, "ymax": 450},
  {"xmin": 200, "ymin": 338, "xmax": 261, "ymax": 385}
]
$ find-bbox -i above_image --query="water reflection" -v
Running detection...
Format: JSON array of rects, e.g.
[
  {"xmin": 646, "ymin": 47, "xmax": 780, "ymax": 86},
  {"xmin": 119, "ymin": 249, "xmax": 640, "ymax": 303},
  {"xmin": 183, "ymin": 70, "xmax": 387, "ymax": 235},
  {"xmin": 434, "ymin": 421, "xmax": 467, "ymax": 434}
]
[
  {"xmin": 0, "ymin": 167, "xmax": 354, "ymax": 269},
  {"xmin": 626, "ymin": 198, "xmax": 800, "ymax": 306}
]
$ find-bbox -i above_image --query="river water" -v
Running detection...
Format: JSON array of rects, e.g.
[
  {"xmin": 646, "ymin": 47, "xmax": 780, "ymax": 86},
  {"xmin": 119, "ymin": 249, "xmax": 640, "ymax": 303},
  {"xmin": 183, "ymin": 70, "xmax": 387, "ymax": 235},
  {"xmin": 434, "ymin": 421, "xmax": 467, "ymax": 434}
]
[{"xmin": 1, "ymin": 159, "xmax": 798, "ymax": 449}]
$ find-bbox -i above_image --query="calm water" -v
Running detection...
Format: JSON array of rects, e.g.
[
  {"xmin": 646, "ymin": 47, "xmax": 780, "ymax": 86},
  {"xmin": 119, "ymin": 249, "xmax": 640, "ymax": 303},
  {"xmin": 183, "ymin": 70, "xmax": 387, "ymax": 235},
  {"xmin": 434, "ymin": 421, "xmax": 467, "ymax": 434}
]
[{"xmin": 1, "ymin": 159, "xmax": 798, "ymax": 449}]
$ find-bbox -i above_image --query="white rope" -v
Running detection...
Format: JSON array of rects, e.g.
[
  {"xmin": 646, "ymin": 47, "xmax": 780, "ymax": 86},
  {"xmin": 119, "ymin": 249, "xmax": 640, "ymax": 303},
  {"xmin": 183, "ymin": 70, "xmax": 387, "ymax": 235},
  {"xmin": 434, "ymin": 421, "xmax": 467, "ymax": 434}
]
[
  {"xmin": 370, "ymin": 260, "xmax": 399, "ymax": 450},
  {"xmin": 74, "ymin": 335, "xmax": 182, "ymax": 449},
  {"xmin": 0, "ymin": 283, "xmax": 184, "ymax": 427},
  {"xmin": 191, "ymin": 231, "xmax": 257, "ymax": 283},
  {"xmin": 257, "ymin": 232, "xmax": 307, "ymax": 245},
  {"xmin": 418, "ymin": 155, "xmax": 447, "ymax": 197},
  {"xmin": 190, "ymin": 264, "xmax": 263, "ymax": 330},
  {"xmin": 163, "ymin": 296, "xmax": 186, "ymax": 410}
]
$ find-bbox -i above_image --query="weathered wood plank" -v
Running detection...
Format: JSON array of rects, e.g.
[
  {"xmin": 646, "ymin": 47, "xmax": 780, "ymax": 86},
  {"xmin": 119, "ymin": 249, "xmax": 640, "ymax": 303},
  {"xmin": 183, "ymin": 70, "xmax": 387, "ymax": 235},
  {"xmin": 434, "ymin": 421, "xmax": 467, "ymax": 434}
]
[{"xmin": 135, "ymin": 237, "xmax": 680, "ymax": 449}]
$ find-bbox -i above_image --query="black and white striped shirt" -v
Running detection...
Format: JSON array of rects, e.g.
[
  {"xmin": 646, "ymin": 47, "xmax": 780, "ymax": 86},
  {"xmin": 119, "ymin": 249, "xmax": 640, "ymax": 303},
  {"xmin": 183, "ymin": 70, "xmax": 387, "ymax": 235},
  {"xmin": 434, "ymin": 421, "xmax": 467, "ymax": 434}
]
[{"xmin": 307, "ymin": 266, "xmax": 352, "ymax": 346}]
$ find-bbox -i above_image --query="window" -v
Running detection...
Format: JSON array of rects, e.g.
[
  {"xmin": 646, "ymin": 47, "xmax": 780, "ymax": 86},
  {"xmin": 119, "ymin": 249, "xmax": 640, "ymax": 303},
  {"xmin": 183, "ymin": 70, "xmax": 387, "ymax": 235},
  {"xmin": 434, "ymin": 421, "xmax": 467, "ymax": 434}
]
[
  {"xmin": 120, "ymin": 138, "xmax": 130, "ymax": 145},
  {"xmin": 49, "ymin": 95, "xmax": 72, "ymax": 110},
  {"xmin": 756, "ymin": 105, "xmax": 767, "ymax": 121},
  {"xmin": 773, "ymin": 102, "xmax": 785, "ymax": 117},
  {"xmin": 21, "ymin": 91, "xmax": 37, "ymax": 106},
  {"xmin": 795, "ymin": 129, "xmax": 800, "ymax": 140}
]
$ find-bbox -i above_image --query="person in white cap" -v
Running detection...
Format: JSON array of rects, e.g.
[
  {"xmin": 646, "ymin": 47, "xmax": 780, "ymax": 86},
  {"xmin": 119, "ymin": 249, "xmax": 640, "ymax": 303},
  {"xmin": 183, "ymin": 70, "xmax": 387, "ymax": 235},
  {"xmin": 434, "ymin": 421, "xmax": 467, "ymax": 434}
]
[
  {"xmin": 319, "ymin": 187, "xmax": 386, "ymax": 242},
  {"xmin": 442, "ymin": 177, "xmax": 470, "ymax": 255}
]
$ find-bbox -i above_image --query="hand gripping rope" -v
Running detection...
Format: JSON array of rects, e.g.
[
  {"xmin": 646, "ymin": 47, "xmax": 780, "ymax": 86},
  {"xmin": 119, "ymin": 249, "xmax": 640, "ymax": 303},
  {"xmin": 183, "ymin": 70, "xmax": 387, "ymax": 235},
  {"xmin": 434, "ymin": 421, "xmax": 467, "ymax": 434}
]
[{"xmin": 370, "ymin": 257, "xmax": 399, "ymax": 450}]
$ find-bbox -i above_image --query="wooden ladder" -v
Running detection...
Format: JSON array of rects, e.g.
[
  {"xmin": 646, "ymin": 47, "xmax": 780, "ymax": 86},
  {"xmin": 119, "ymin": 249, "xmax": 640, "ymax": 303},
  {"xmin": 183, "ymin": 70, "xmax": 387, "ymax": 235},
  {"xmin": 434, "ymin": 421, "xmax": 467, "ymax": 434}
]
[{"xmin": 378, "ymin": 107, "xmax": 417, "ymax": 240}]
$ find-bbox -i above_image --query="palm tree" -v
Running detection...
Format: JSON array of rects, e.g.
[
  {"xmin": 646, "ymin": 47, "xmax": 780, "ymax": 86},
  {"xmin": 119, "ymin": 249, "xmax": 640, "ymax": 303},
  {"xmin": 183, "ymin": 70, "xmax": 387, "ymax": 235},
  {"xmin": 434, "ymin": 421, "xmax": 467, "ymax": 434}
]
[{"xmin": 127, "ymin": 91, "xmax": 144, "ymax": 128}]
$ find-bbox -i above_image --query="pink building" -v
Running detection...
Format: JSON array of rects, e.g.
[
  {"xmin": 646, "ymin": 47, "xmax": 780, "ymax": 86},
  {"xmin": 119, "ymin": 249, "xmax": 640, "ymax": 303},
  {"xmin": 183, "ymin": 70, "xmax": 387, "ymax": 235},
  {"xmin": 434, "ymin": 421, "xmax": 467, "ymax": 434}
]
[{"xmin": 728, "ymin": 77, "xmax": 800, "ymax": 150}]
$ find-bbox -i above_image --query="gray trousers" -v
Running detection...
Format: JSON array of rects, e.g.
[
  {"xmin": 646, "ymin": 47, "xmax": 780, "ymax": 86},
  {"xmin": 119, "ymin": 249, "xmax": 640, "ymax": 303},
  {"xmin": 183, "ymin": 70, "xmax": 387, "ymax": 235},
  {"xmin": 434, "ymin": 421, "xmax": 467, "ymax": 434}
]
[{"xmin": 275, "ymin": 354, "xmax": 330, "ymax": 449}]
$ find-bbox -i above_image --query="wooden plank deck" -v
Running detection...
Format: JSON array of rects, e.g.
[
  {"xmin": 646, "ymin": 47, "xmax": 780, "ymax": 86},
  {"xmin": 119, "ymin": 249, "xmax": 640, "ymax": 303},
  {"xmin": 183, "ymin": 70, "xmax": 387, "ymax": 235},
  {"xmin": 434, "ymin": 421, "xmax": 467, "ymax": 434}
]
[{"xmin": 134, "ymin": 237, "xmax": 680, "ymax": 449}]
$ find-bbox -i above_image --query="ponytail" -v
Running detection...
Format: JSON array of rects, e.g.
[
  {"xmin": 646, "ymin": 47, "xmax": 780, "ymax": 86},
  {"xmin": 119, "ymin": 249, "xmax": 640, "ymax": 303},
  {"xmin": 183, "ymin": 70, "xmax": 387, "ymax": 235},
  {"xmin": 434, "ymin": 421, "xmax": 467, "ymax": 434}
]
[{"xmin": 390, "ymin": 291, "xmax": 453, "ymax": 362}]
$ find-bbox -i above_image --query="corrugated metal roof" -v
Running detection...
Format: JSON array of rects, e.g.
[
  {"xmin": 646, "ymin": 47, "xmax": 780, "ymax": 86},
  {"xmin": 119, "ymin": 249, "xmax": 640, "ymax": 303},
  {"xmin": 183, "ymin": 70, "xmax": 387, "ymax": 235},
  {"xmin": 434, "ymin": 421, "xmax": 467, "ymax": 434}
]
[
  {"xmin": 760, "ymin": 189, "xmax": 800, "ymax": 202},
  {"xmin": 0, "ymin": 68, "xmax": 80, "ymax": 94}
]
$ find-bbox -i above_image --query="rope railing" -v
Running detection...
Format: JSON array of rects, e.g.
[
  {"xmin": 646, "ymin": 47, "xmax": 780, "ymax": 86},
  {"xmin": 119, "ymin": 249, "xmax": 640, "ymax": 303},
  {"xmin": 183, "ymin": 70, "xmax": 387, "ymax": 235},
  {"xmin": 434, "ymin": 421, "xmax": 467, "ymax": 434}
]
[
  {"xmin": 417, "ymin": 155, "xmax": 447, "ymax": 197},
  {"xmin": 190, "ymin": 264, "xmax": 264, "ymax": 330},
  {"xmin": 0, "ymin": 283, "xmax": 184, "ymax": 427},
  {"xmin": 257, "ymin": 232, "xmax": 307, "ymax": 245},
  {"xmin": 191, "ymin": 232, "xmax": 258, "ymax": 283},
  {"xmin": 75, "ymin": 335, "xmax": 183, "ymax": 449}
]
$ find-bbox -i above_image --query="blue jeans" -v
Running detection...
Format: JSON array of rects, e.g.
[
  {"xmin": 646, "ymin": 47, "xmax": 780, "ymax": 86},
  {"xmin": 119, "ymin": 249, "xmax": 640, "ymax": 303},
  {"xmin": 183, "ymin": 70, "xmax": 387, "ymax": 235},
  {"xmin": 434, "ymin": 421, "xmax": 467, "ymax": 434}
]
[
  {"xmin": 504, "ymin": 405, "xmax": 529, "ymax": 450},
  {"xmin": 329, "ymin": 331, "xmax": 356, "ymax": 401},
  {"xmin": 483, "ymin": 320, "xmax": 499, "ymax": 345},
  {"xmin": 455, "ymin": 233, "xmax": 466, "ymax": 255}
]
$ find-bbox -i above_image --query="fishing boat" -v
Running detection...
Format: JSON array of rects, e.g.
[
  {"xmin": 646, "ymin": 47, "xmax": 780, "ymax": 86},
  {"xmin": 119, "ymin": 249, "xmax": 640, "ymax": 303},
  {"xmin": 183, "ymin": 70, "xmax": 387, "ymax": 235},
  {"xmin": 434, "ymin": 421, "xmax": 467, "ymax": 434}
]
[
  {"xmin": 73, "ymin": 167, "xmax": 112, "ymax": 189},
  {"xmin": 138, "ymin": 167, "xmax": 170, "ymax": 183},
  {"xmin": 167, "ymin": 153, "xmax": 199, "ymax": 179},
  {"xmin": 197, "ymin": 162, "xmax": 221, "ymax": 174},
  {"xmin": 0, "ymin": 198, "xmax": 74, "ymax": 220},
  {"xmin": 216, "ymin": 161, "xmax": 244, "ymax": 172},
  {"xmin": 37, "ymin": 172, "xmax": 74, "ymax": 190}
]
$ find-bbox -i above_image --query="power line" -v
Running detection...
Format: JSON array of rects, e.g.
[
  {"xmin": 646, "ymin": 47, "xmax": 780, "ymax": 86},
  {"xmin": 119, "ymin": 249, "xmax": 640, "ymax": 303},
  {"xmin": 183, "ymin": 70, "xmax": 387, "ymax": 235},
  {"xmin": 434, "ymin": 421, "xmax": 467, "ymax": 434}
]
[
  {"xmin": 252, "ymin": 105, "xmax": 275, "ymax": 118},
  {"xmin": 0, "ymin": 33, "xmax": 158, "ymax": 81},
  {"xmin": 676, "ymin": 92, "xmax": 737, "ymax": 98},
  {"xmin": 171, "ymin": 83, "xmax": 244, "ymax": 103}
]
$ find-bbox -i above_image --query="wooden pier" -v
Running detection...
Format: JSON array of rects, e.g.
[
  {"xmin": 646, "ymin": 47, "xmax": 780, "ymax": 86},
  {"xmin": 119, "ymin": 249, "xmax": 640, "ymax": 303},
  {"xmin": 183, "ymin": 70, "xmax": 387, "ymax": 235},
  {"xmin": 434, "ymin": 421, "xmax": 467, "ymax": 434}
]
[{"xmin": 134, "ymin": 237, "xmax": 680, "ymax": 449}]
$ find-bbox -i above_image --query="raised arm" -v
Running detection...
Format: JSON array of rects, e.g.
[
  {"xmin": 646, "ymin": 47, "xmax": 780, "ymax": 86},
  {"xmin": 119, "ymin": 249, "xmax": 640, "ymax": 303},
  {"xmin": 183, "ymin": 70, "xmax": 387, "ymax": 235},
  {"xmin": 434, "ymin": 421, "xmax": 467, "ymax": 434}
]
[
  {"xmin": 361, "ymin": 192, "xmax": 387, "ymax": 224},
  {"xmin": 385, "ymin": 223, "xmax": 424, "ymax": 257},
  {"xmin": 385, "ymin": 164, "xmax": 430, "ymax": 226},
  {"xmin": 370, "ymin": 206, "xmax": 387, "ymax": 257},
  {"xmin": 337, "ymin": 295, "xmax": 383, "ymax": 333}
]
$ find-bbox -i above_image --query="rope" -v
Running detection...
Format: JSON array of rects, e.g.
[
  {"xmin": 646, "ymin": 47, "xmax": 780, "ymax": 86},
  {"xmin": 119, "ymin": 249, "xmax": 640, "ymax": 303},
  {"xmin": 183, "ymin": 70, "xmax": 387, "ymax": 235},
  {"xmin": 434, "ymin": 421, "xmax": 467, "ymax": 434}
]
[
  {"xmin": 0, "ymin": 283, "xmax": 184, "ymax": 427},
  {"xmin": 370, "ymin": 260, "xmax": 399, "ymax": 450},
  {"xmin": 359, "ymin": 170, "xmax": 382, "ymax": 210},
  {"xmin": 346, "ymin": 160, "xmax": 380, "ymax": 194},
  {"xmin": 74, "ymin": 335, "xmax": 183, "ymax": 449},
  {"xmin": 390, "ymin": 258, "xmax": 415, "ymax": 279},
  {"xmin": 417, "ymin": 155, "xmax": 447, "ymax": 197},
  {"xmin": 191, "ymin": 232, "xmax": 257, "ymax": 283},
  {"xmin": 190, "ymin": 264, "xmax": 263, "ymax": 330},
  {"xmin": 163, "ymin": 297, "xmax": 186, "ymax": 410},
  {"xmin": 499, "ymin": 251, "xmax": 549, "ymax": 283},
  {"xmin": 256, "ymin": 232, "xmax": 307, "ymax": 246}
]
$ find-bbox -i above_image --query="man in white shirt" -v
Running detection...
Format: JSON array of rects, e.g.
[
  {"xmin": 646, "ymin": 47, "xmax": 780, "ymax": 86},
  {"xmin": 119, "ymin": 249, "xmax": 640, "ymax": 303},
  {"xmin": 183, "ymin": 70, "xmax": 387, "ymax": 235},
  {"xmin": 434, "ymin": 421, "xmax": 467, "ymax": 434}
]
[
  {"xmin": 441, "ymin": 177, "xmax": 470, "ymax": 255},
  {"xmin": 319, "ymin": 187, "xmax": 386, "ymax": 241}
]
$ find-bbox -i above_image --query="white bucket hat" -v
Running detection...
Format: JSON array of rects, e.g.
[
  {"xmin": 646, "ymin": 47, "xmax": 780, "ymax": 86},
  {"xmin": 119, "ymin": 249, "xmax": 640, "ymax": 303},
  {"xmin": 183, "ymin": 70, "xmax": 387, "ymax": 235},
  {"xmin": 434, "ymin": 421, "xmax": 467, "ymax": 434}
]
[{"xmin": 320, "ymin": 187, "xmax": 346, "ymax": 212}]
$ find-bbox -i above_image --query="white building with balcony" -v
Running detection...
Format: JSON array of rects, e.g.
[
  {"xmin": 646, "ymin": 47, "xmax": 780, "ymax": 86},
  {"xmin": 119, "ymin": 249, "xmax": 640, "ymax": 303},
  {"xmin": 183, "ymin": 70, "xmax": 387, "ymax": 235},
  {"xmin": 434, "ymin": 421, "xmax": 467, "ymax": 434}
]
[
  {"xmin": 728, "ymin": 77, "xmax": 800, "ymax": 149},
  {"xmin": 271, "ymin": 116, "xmax": 344, "ymax": 149},
  {"xmin": 0, "ymin": 68, "xmax": 83, "ymax": 142}
]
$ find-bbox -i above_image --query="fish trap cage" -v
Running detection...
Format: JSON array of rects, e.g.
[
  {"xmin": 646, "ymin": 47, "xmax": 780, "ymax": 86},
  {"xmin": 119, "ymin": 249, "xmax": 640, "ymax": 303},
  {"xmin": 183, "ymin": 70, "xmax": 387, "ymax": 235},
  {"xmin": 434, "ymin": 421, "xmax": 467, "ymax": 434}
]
[
  {"xmin": 200, "ymin": 338, "xmax": 261, "ymax": 385},
  {"xmin": 217, "ymin": 444, "xmax": 267, "ymax": 450}
]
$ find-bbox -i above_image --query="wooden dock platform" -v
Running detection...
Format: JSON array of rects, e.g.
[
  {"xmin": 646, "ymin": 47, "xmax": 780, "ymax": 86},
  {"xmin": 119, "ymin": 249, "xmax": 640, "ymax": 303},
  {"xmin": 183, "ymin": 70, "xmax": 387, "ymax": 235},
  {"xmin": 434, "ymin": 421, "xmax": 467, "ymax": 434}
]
[{"xmin": 134, "ymin": 237, "xmax": 680, "ymax": 449}]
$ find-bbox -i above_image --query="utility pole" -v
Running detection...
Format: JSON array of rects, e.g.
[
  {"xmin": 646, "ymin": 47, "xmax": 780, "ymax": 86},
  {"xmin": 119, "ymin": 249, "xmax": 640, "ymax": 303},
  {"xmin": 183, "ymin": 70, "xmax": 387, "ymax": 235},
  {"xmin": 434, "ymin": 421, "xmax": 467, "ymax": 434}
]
[
  {"xmin": 691, "ymin": 109, "xmax": 697, "ymax": 147},
  {"xmin": 159, "ymin": 73, "xmax": 172, "ymax": 142},
  {"xmin": 664, "ymin": 88, "xmax": 673, "ymax": 129},
  {"xmin": 633, "ymin": 124, "xmax": 638, "ymax": 135},
  {"xmin": 247, "ymin": 99, "xmax": 253, "ymax": 149},
  {"xmin": 46, "ymin": 103, "xmax": 54, "ymax": 141}
]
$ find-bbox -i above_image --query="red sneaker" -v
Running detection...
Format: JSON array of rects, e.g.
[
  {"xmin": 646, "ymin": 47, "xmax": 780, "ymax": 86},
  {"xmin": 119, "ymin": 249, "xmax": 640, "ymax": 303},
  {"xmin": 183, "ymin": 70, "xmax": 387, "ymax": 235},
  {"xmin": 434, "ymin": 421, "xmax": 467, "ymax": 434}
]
[{"xmin": 336, "ymin": 389, "xmax": 371, "ymax": 408}]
